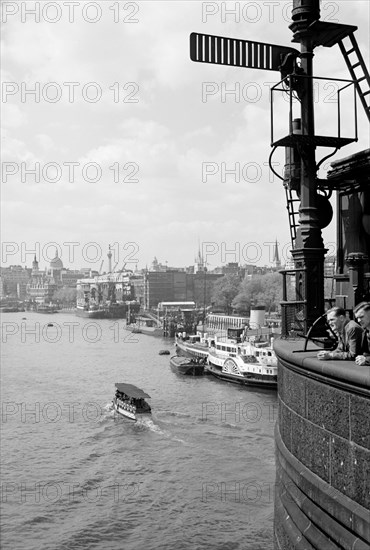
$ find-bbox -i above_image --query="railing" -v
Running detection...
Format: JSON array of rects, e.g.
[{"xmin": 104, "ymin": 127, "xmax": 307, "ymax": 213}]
[{"xmin": 280, "ymin": 300, "xmax": 307, "ymax": 338}]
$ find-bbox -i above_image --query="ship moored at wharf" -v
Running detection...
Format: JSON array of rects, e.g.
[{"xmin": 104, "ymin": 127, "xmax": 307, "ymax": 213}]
[
  {"xmin": 76, "ymin": 271, "xmax": 138, "ymax": 319},
  {"xmin": 189, "ymin": 0, "xmax": 370, "ymax": 547},
  {"xmin": 126, "ymin": 302, "xmax": 202, "ymax": 338},
  {"xmin": 175, "ymin": 327, "xmax": 278, "ymax": 387},
  {"xmin": 35, "ymin": 304, "xmax": 58, "ymax": 314},
  {"xmin": 175, "ymin": 333, "xmax": 212, "ymax": 359},
  {"xmin": 207, "ymin": 332, "xmax": 277, "ymax": 388},
  {"xmin": 125, "ymin": 314, "xmax": 164, "ymax": 336}
]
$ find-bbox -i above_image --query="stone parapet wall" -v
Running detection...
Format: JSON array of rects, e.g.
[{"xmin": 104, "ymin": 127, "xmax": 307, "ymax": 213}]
[{"xmin": 274, "ymin": 338, "xmax": 370, "ymax": 549}]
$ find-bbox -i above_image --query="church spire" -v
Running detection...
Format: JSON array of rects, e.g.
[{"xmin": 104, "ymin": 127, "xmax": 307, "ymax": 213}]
[
  {"xmin": 108, "ymin": 245, "xmax": 112, "ymax": 273},
  {"xmin": 273, "ymin": 239, "xmax": 281, "ymax": 269},
  {"xmin": 32, "ymin": 255, "xmax": 39, "ymax": 273},
  {"xmin": 195, "ymin": 240, "xmax": 205, "ymax": 273}
]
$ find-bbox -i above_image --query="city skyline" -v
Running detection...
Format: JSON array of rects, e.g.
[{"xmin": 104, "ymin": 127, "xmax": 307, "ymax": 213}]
[
  {"xmin": 2, "ymin": 2, "xmax": 369, "ymax": 270},
  {"xmin": 1, "ymin": 238, "xmax": 286, "ymax": 272}
]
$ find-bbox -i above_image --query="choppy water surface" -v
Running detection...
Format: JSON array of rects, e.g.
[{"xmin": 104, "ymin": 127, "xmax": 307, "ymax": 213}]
[{"xmin": 1, "ymin": 312, "xmax": 277, "ymax": 550}]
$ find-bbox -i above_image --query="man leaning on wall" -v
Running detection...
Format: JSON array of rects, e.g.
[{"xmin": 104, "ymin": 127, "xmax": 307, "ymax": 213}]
[
  {"xmin": 354, "ymin": 302, "xmax": 370, "ymax": 366},
  {"xmin": 317, "ymin": 306, "xmax": 363, "ymax": 361}
]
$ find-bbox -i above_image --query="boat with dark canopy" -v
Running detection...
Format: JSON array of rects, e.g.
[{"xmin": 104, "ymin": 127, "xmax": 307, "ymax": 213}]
[{"xmin": 113, "ymin": 383, "xmax": 151, "ymax": 421}]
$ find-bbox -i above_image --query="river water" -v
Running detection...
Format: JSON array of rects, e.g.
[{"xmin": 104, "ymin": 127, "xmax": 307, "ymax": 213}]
[{"xmin": 1, "ymin": 312, "xmax": 277, "ymax": 550}]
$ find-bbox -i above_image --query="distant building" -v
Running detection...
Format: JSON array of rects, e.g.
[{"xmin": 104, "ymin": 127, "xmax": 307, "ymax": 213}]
[
  {"xmin": 79, "ymin": 268, "xmax": 100, "ymax": 278},
  {"xmin": 61, "ymin": 270, "xmax": 88, "ymax": 287},
  {"xmin": 0, "ymin": 265, "xmax": 31, "ymax": 299},
  {"xmin": 150, "ymin": 257, "xmax": 167, "ymax": 272},
  {"xmin": 26, "ymin": 250, "xmax": 87, "ymax": 303},
  {"xmin": 143, "ymin": 270, "xmax": 186, "ymax": 308},
  {"xmin": 130, "ymin": 268, "xmax": 223, "ymax": 309},
  {"xmin": 26, "ymin": 273, "xmax": 58, "ymax": 304}
]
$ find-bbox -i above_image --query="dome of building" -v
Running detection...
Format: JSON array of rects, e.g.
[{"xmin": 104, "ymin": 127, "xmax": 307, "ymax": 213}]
[{"xmin": 50, "ymin": 249, "xmax": 63, "ymax": 270}]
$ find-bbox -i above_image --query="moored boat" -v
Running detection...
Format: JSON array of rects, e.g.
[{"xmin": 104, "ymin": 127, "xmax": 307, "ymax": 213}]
[
  {"xmin": 76, "ymin": 304, "xmax": 109, "ymax": 318},
  {"xmin": 206, "ymin": 330, "xmax": 277, "ymax": 388},
  {"xmin": 112, "ymin": 383, "xmax": 151, "ymax": 421},
  {"xmin": 175, "ymin": 333, "xmax": 212, "ymax": 359},
  {"xmin": 36, "ymin": 304, "xmax": 58, "ymax": 314},
  {"xmin": 170, "ymin": 355, "xmax": 206, "ymax": 376},
  {"xmin": 125, "ymin": 316, "xmax": 164, "ymax": 337}
]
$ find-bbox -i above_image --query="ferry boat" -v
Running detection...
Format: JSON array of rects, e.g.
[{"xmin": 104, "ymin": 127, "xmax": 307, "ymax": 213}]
[
  {"xmin": 206, "ymin": 329, "xmax": 277, "ymax": 388},
  {"xmin": 0, "ymin": 306, "xmax": 25, "ymax": 313},
  {"xmin": 76, "ymin": 304, "xmax": 109, "ymax": 318},
  {"xmin": 175, "ymin": 333, "xmax": 213, "ymax": 359},
  {"xmin": 125, "ymin": 315, "xmax": 164, "ymax": 337},
  {"xmin": 170, "ymin": 355, "xmax": 206, "ymax": 376},
  {"xmin": 113, "ymin": 383, "xmax": 151, "ymax": 421},
  {"xmin": 36, "ymin": 304, "xmax": 58, "ymax": 314}
]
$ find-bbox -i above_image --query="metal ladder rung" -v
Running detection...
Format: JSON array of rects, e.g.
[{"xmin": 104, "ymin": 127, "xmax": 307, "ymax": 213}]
[
  {"xmin": 285, "ymin": 187, "xmax": 299, "ymax": 247},
  {"xmin": 338, "ymin": 33, "xmax": 370, "ymax": 123}
]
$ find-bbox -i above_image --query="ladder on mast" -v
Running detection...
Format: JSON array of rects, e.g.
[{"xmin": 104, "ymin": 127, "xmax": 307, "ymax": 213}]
[
  {"xmin": 285, "ymin": 187, "xmax": 300, "ymax": 249},
  {"xmin": 338, "ymin": 33, "xmax": 370, "ymax": 122}
]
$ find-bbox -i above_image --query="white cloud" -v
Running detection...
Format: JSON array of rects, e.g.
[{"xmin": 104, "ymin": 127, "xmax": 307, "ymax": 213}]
[
  {"xmin": 1, "ymin": 103, "xmax": 28, "ymax": 128},
  {"xmin": 1, "ymin": 1, "xmax": 369, "ymax": 268}
]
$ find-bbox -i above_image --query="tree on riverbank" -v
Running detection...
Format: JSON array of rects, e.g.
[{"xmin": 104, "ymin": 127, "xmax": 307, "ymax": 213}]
[
  {"xmin": 53, "ymin": 287, "xmax": 77, "ymax": 306},
  {"xmin": 211, "ymin": 273, "xmax": 241, "ymax": 314},
  {"xmin": 232, "ymin": 272, "xmax": 283, "ymax": 315}
]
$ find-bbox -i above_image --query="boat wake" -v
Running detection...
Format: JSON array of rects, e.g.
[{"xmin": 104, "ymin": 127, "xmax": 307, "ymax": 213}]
[
  {"xmin": 98, "ymin": 402, "xmax": 116, "ymax": 422},
  {"xmin": 138, "ymin": 417, "xmax": 166, "ymax": 434},
  {"xmin": 136, "ymin": 417, "xmax": 187, "ymax": 444},
  {"xmin": 102, "ymin": 403, "xmax": 186, "ymax": 443},
  {"xmin": 156, "ymin": 410, "xmax": 192, "ymax": 420}
]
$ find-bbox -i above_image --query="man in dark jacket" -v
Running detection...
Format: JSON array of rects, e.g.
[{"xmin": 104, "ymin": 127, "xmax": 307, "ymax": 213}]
[
  {"xmin": 353, "ymin": 302, "xmax": 370, "ymax": 366},
  {"xmin": 317, "ymin": 306, "xmax": 363, "ymax": 361}
]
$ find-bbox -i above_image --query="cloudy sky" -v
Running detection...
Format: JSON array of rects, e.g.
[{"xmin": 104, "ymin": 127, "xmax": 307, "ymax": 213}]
[{"xmin": 1, "ymin": 0, "xmax": 369, "ymax": 272}]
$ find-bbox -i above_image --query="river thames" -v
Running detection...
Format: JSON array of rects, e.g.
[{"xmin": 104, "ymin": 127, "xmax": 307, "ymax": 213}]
[{"xmin": 1, "ymin": 312, "xmax": 277, "ymax": 550}]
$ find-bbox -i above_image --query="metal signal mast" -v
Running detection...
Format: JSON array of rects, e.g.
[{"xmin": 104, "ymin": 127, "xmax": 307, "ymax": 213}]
[{"xmin": 189, "ymin": 0, "xmax": 369, "ymax": 336}]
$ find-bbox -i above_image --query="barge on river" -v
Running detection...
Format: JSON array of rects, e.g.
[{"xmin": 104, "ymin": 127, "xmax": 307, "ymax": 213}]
[{"xmin": 170, "ymin": 355, "xmax": 206, "ymax": 376}]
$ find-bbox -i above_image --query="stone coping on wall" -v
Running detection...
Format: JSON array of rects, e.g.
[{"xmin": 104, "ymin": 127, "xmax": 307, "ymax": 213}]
[{"xmin": 274, "ymin": 338, "xmax": 370, "ymax": 395}]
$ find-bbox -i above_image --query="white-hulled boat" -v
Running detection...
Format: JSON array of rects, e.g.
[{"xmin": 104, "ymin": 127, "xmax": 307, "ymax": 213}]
[
  {"xmin": 175, "ymin": 333, "xmax": 213, "ymax": 359},
  {"xmin": 125, "ymin": 316, "xmax": 164, "ymax": 337},
  {"xmin": 206, "ymin": 334, "xmax": 277, "ymax": 388},
  {"xmin": 113, "ymin": 383, "xmax": 151, "ymax": 421}
]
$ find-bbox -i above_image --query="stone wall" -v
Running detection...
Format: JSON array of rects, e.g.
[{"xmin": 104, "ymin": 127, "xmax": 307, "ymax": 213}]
[{"xmin": 274, "ymin": 338, "xmax": 370, "ymax": 549}]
